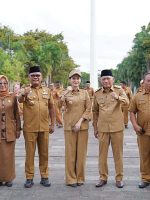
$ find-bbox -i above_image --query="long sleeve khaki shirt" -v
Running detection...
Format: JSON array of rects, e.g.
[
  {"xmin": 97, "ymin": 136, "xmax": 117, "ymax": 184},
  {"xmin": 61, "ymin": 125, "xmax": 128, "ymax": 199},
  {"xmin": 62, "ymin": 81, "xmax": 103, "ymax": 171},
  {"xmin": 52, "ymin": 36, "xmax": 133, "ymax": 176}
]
[
  {"xmin": 0, "ymin": 94, "xmax": 21, "ymax": 142},
  {"xmin": 129, "ymin": 90, "xmax": 150, "ymax": 136},
  {"xmin": 61, "ymin": 89, "xmax": 91, "ymax": 131},
  {"xmin": 84, "ymin": 87, "xmax": 94, "ymax": 100},
  {"xmin": 92, "ymin": 85, "xmax": 129, "ymax": 133},
  {"xmin": 19, "ymin": 86, "xmax": 54, "ymax": 132},
  {"xmin": 121, "ymin": 86, "xmax": 132, "ymax": 108}
]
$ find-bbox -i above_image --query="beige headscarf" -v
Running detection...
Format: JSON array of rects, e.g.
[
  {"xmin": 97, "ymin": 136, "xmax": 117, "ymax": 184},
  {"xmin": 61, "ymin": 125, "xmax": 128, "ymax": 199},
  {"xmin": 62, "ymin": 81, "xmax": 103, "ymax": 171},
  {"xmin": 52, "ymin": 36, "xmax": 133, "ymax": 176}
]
[{"xmin": 0, "ymin": 75, "xmax": 9, "ymax": 97}]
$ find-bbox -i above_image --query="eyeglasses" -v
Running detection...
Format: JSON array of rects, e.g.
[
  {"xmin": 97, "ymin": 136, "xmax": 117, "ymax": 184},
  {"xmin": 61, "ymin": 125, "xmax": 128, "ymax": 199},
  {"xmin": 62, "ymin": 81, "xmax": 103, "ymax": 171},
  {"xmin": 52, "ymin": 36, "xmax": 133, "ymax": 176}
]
[
  {"xmin": 0, "ymin": 82, "xmax": 8, "ymax": 85},
  {"xmin": 30, "ymin": 74, "xmax": 41, "ymax": 78}
]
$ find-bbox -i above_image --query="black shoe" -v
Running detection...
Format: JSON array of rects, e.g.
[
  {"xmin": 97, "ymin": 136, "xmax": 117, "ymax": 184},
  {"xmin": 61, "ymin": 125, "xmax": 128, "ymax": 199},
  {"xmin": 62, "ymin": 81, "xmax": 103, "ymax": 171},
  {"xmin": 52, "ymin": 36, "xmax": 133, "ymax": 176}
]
[
  {"xmin": 139, "ymin": 181, "xmax": 149, "ymax": 188},
  {"xmin": 95, "ymin": 180, "xmax": 107, "ymax": 187},
  {"xmin": 66, "ymin": 183, "xmax": 77, "ymax": 187},
  {"xmin": 40, "ymin": 178, "xmax": 51, "ymax": 187},
  {"xmin": 24, "ymin": 179, "xmax": 34, "ymax": 188},
  {"xmin": 5, "ymin": 181, "xmax": 13, "ymax": 187},
  {"xmin": 0, "ymin": 182, "xmax": 3, "ymax": 186},
  {"xmin": 77, "ymin": 183, "xmax": 84, "ymax": 186},
  {"xmin": 116, "ymin": 181, "xmax": 124, "ymax": 188}
]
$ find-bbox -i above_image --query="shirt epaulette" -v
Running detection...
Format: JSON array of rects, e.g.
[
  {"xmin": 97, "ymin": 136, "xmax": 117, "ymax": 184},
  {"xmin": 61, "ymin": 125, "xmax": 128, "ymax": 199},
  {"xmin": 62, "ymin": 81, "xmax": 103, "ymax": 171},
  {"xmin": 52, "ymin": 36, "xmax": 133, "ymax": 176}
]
[
  {"xmin": 114, "ymin": 85, "xmax": 121, "ymax": 89},
  {"xmin": 95, "ymin": 87, "xmax": 102, "ymax": 93}
]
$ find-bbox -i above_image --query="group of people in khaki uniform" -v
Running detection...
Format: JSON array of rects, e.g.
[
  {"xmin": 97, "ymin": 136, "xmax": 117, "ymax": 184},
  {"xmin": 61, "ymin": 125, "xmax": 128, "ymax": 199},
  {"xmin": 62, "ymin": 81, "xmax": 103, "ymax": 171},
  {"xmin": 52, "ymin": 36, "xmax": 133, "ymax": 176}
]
[{"xmin": 0, "ymin": 66, "xmax": 150, "ymax": 190}]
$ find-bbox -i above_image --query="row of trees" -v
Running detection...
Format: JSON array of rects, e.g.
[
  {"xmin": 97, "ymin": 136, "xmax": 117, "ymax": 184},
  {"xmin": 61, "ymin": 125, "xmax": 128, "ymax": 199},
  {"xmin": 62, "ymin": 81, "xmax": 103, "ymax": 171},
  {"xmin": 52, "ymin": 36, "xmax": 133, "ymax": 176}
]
[
  {"xmin": 0, "ymin": 26, "xmax": 78, "ymax": 86},
  {"xmin": 112, "ymin": 23, "xmax": 150, "ymax": 88},
  {"xmin": 1, "ymin": 23, "xmax": 149, "ymax": 88}
]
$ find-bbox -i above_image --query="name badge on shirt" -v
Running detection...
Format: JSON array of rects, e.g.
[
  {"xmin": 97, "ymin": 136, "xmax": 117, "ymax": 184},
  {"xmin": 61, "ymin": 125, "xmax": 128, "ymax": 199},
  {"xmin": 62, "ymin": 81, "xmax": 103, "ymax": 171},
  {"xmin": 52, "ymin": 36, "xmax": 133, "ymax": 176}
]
[{"xmin": 42, "ymin": 90, "xmax": 48, "ymax": 95}]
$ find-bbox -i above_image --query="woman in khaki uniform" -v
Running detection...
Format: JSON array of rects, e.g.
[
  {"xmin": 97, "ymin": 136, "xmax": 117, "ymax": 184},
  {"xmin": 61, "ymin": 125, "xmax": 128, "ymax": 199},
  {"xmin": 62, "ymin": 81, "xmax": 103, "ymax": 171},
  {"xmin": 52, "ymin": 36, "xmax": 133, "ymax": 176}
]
[
  {"xmin": 61, "ymin": 69, "xmax": 91, "ymax": 187},
  {"xmin": 0, "ymin": 75, "xmax": 21, "ymax": 187}
]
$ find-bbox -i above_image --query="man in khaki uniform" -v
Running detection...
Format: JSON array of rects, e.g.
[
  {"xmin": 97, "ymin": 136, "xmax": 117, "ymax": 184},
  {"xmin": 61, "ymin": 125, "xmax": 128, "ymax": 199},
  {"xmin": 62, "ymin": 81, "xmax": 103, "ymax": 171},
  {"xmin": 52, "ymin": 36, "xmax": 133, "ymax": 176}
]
[
  {"xmin": 84, "ymin": 81, "xmax": 94, "ymax": 101},
  {"xmin": 92, "ymin": 69, "xmax": 129, "ymax": 188},
  {"xmin": 129, "ymin": 72, "xmax": 150, "ymax": 188},
  {"xmin": 84, "ymin": 81, "xmax": 94, "ymax": 120},
  {"xmin": 120, "ymin": 81, "xmax": 132, "ymax": 128},
  {"xmin": 18, "ymin": 66, "xmax": 55, "ymax": 188}
]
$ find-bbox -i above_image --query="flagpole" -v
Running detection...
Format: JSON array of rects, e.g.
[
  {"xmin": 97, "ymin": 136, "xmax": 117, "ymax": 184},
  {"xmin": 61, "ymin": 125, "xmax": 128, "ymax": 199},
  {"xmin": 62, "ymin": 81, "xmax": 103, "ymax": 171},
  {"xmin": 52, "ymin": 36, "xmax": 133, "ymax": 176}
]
[{"xmin": 90, "ymin": 0, "xmax": 98, "ymax": 89}]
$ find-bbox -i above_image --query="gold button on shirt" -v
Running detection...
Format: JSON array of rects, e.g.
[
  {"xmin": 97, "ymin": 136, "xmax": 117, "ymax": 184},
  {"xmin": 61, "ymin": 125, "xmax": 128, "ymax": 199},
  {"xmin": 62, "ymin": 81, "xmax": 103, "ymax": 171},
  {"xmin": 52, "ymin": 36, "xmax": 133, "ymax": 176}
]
[
  {"xmin": 93, "ymin": 85, "xmax": 129, "ymax": 132},
  {"xmin": 22, "ymin": 86, "xmax": 54, "ymax": 132},
  {"xmin": 129, "ymin": 90, "xmax": 150, "ymax": 136},
  {"xmin": 62, "ymin": 89, "xmax": 91, "ymax": 131}
]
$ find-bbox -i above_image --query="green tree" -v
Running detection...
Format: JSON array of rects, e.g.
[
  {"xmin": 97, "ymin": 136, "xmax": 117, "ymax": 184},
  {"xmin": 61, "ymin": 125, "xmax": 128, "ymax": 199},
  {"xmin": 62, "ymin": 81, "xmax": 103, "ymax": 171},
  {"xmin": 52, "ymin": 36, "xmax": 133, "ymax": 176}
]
[
  {"xmin": 113, "ymin": 23, "xmax": 150, "ymax": 88},
  {"xmin": 0, "ymin": 26, "xmax": 77, "ymax": 86}
]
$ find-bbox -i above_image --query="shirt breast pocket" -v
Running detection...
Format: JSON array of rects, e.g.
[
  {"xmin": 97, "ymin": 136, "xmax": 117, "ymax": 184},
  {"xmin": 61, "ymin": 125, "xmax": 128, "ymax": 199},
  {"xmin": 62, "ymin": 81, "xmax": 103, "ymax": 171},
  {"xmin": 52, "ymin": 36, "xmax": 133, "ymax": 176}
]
[
  {"xmin": 66, "ymin": 95, "xmax": 74, "ymax": 104},
  {"xmin": 27, "ymin": 96, "xmax": 35, "ymax": 106},
  {"xmin": 42, "ymin": 95, "xmax": 49, "ymax": 105},
  {"xmin": 42, "ymin": 95, "xmax": 49, "ymax": 99},
  {"xmin": 97, "ymin": 98, "xmax": 105, "ymax": 107},
  {"xmin": 138, "ymin": 100, "xmax": 146, "ymax": 110}
]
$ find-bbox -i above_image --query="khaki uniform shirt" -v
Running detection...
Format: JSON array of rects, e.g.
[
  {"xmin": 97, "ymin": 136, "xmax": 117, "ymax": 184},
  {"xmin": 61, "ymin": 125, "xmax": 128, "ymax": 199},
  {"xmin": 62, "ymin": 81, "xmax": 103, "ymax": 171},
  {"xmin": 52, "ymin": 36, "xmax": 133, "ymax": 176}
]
[
  {"xmin": 50, "ymin": 89, "xmax": 59, "ymax": 104},
  {"xmin": 129, "ymin": 90, "xmax": 150, "ymax": 136},
  {"xmin": 55, "ymin": 87, "xmax": 64, "ymax": 108},
  {"xmin": 93, "ymin": 85, "xmax": 129, "ymax": 133},
  {"xmin": 55, "ymin": 87, "xmax": 64, "ymax": 97},
  {"xmin": 121, "ymin": 87, "xmax": 132, "ymax": 107},
  {"xmin": 61, "ymin": 89, "xmax": 91, "ymax": 131},
  {"xmin": 136, "ymin": 86, "xmax": 144, "ymax": 93},
  {"xmin": 0, "ymin": 94, "xmax": 21, "ymax": 142},
  {"xmin": 21, "ymin": 86, "xmax": 54, "ymax": 132},
  {"xmin": 85, "ymin": 87, "xmax": 94, "ymax": 100}
]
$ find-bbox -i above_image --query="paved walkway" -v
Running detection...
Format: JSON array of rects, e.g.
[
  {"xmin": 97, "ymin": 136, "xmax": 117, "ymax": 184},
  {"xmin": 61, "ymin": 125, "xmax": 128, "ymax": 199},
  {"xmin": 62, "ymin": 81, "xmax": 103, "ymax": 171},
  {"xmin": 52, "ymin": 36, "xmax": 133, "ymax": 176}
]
[{"xmin": 0, "ymin": 122, "xmax": 150, "ymax": 200}]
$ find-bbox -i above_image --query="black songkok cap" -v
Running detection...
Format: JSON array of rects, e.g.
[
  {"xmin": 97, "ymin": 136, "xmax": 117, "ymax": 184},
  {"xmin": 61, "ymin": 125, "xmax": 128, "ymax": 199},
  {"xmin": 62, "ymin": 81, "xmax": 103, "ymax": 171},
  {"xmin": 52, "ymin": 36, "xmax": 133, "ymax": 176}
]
[
  {"xmin": 86, "ymin": 81, "xmax": 90, "ymax": 83},
  {"xmin": 29, "ymin": 66, "xmax": 41, "ymax": 74},
  {"xmin": 101, "ymin": 69, "xmax": 113, "ymax": 77}
]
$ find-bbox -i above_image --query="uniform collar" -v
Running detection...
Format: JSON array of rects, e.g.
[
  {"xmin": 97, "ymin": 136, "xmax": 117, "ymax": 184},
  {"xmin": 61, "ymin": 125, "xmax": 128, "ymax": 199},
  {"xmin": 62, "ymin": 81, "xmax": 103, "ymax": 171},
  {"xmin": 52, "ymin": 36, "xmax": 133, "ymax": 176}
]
[
  {"xmin": 31, "ymin": 84, "xmax": 43, "ymax": 89},
  {"xmin": 102, "ymin": 85, "xmax": 114, "ymax": 93},
  {"xmin": 143, "ymin": 89, "xmax": 150, "ymax": 95},
  {"xmin": 72, "ymin": 88, "xmax": 80, "ymax": 92},
  {"xmin": 70, "ymin": 88, "xmax": 81, "ymax": 94}
]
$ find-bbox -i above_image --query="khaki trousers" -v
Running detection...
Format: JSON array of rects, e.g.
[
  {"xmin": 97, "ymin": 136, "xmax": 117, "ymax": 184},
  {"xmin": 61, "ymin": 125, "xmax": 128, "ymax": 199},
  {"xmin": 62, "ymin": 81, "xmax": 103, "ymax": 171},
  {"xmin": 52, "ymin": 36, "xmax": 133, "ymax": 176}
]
[
  {"xmin": 98, "ymin": 131, "xmax": 124, "ymax": 181},
  {"xmin": 54, "ymin": 104, "xmax": 63, "ymax": 126},
  {"xmin": 137, "ymin": 135, "xmax": 150, "ymax": 182},
  {"xmin": 121, "ymin": 106, "xmax": 129, "ymax": 125},
  {"xmin": 0, "ymin": 140, "xmax": 15, "ymax": 182},
  {"xmin": 64, "ymin": 130, "xmax": 88, "ymax": 184},
  {"xmin": 24, "ymin": 132, "xmax": 49, "ymax": 179}
]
